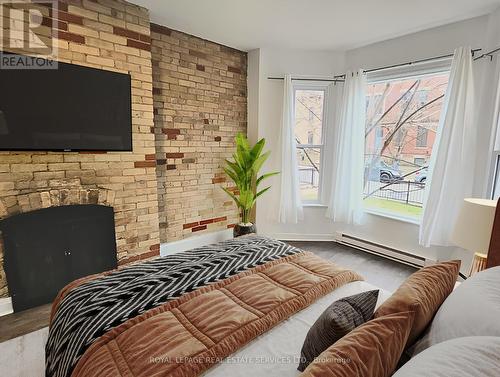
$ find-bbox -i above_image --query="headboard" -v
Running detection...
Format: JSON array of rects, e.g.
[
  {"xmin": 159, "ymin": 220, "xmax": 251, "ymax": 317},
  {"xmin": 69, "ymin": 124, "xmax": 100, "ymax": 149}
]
[{"xmin": 487, "ymin": 197, "xmax": 500, "ymax": 268}]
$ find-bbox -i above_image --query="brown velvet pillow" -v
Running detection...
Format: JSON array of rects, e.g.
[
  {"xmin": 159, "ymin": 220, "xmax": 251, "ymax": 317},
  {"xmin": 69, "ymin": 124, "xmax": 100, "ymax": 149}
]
[
  {"xmin": 374, "ymin": 260, "xmax": 460, "ymax": 347},
  {"xmin": 301, "ymin": 311, "xmax": 415, "ymax": 377}
]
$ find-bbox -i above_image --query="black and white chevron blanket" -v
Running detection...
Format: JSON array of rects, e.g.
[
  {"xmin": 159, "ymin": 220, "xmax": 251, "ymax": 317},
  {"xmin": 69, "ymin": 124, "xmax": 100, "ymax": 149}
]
[{"xmin": 45, "ymin": 235, "xmax": 301, "ymax": 377}]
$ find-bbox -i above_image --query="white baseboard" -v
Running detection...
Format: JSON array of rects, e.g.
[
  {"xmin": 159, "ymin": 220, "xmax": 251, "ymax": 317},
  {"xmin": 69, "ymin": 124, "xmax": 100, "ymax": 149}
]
[
  {"xmin": 160, "ymin": 229, "xmax": 233, "ymax": 256},
  {"xmin": 267, "ymin": 233, "xmax": 337, "ymax": 242},
  {"xmin": 0, "ymin": 297, "xmax": 13, "ymax": 316}
]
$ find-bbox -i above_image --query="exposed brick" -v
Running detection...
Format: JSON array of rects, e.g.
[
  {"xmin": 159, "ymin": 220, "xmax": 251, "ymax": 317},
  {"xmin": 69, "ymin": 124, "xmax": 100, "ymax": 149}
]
[
  {"xmin": 156, "ymin": 159, "xmax": 166, "ymax": 165},
  {"xmin": 127, "ymin": 38, "xmax": 150, "ymax": 51},
  {"xmin": 152, "ymin": 23, "xmax": 247, "ymax": 243},
  {"xmin": 149, "ymin": 243, "xmax": 160, "ymax": 252},
  {"xmin": 228, "ymin": 66, "xmax": 242, "ymax": 74},
  {"xmin": 227, "ymin": 224, "xmax": 236, "ymax": 228},
  {"xmin": 134, "ymin": 160, "xmax": 156, "ymax": 168},
  {"xmin": 150, "ymin": 23, "xmax": 171, "ymax": 35},
  {"xmin": 192, "ymin": 225, "xmax": 207, "ymax": 232},
  {"xmin": 113, "ymin": 26, "xmax": 139, "ymax": 40},
  {"xmin": 189, "ymin": 50, "xmax": 207, "ymax": 59},
  {"xmin": 54, "ymin": 10, "xmax": 84, "ymax": 25},
  {"xmin": 55, "ymin": 30, "xmax": 85, "ymax": 43},
  {"xmin": 213, "ymin": 216, "xmax": 227, "ymax": 223},
  {"xmin": 183, "ymin": 221, "xmax": 199, "ymax": 229},
  {"xmin": 139, "ymin": 34, "xmax": 151, "ymax": 44},
  {"xmin": 42, "ymin": 17, "xmax": 68, "ymax": 31},
  {"xmin": 166, "ymin": 153, "xmax": 184, "ymax": 159},
  {"xmin": 0, "ymin": 0, "xmax": 160, "ymax": 298},
  {"xmin": 212, "ymin": 177, "xmax": 226, "ymax": 184}
]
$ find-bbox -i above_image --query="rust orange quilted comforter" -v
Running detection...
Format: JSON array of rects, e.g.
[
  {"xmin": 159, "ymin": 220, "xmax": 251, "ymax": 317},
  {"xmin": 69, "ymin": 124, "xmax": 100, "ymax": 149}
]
[{"xmin": 46, "ymin": 236, "xmax": 361, "ymax": 377}]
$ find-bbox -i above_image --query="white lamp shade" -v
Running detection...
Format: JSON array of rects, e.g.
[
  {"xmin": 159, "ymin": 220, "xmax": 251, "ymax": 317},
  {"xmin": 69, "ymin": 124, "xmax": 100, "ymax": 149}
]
[{"xmin": 451, "ymin": 198, "xmax": 497, "ymax": 253}]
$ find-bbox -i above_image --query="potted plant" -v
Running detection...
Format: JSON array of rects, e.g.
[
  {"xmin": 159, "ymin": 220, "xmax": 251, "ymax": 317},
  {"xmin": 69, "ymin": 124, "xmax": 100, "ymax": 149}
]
[{"xmin": 222, "ymin": 133, "xmax": 279, "ymax": 237}]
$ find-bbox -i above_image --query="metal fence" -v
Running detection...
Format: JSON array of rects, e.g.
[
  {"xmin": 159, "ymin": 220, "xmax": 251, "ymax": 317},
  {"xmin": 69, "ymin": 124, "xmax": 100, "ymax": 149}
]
[
  {"xmin": 299, "ymin": 166, "xmax": 319, "ymax": 187},
  {"xmin": 364, "ymin": 180, "xmax": 426, "ymax": 207}
]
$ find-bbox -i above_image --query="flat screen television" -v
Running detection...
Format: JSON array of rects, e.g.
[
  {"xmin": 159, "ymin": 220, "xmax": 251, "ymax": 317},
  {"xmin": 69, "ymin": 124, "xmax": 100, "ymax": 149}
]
[{"xmin": 0, "ymin": 53, "xmax": 132, "ymax": 151}]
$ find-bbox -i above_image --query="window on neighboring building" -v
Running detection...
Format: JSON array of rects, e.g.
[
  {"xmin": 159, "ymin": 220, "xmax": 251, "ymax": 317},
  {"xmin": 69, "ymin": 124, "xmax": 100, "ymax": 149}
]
[
  {"xmin": 414, "ymin": 157, "xmax": 426, "ymax": 166},
  {"xmin": 416, "ymin": 126, "xmax": 428, "ymax": 147},
  {"xmin": 294, "ymin": 86, "xmax": 326, "ymax": 203},
  {"xmin": 364, "ymin": 71, "xmax": 450, "ymax": 221}
]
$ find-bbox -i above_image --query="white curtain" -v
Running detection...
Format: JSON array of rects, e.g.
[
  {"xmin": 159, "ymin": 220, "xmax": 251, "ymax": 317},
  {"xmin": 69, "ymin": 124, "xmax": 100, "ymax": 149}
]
[
  {"xmin": 419, "ymin": 47, "xmax": 476, "ymax": 247},
  {"xmin": 320, "ymin": 82, "xmax": 343, "ymax": 205},
  {"xmin": 326, "ymin": 70, "xmax": 367, "ymax": 224},
  {"xmin": 279, "ymin": 74, "xmax": 303, "ymax": 223}
]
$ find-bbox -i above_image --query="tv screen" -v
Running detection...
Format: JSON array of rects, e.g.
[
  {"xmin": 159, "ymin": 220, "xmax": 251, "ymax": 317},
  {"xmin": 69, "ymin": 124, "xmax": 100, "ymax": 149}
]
[{"xmin": 0, "ymin": 54, "xmax": 132, "ymax": 151}]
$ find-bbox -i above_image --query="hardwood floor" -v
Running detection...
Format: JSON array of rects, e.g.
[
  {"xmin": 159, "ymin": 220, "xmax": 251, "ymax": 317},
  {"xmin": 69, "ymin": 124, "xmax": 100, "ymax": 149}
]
[{"xmin": 286, "ymin": 241, "xmax": 416, "ymax": 292}]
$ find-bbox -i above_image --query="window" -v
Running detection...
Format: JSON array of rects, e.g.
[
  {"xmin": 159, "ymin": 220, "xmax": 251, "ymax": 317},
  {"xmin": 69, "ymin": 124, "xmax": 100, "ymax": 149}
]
[
  {"xmin": 416, "ymin": 126, "xmax": 428, "ymax": 147},
  {"xmin": 307, "ymin": 131, "xmax": 314, "ymax": 144},
  {"xmin": 364, "ymin": 71, "xmax": 449, "ymax": 221},
  {"xmin": 294, "ymin": 86, "xmax": 326, "ymax": 203},
  {"xmin": 492, "ymin": 153, "xmax": 500, "ymax": 199},
  {"xmin": 414, "ymin": 157, "xmax": 426, "ymax": 166}
]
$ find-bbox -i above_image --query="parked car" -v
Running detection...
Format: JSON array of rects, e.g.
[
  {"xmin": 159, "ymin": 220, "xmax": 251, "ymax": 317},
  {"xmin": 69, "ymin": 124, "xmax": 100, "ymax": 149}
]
[
  {"xmin": 366, "ymin": 161, "xmax": 403, "ymax": 183},
  {"xmin": 414, "ymin": 167, "xmax": 428, "ymax": 183}
]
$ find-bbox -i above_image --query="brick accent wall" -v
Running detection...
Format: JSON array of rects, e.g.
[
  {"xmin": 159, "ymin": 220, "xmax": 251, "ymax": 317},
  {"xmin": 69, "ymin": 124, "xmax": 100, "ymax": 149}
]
[
  {"xmin": 151, "ymin": 24, "xmax": 247, "ymax": 242},
  {"xmin": 0, "ymin": 0, "xmax": 159, "ymax": 298}
]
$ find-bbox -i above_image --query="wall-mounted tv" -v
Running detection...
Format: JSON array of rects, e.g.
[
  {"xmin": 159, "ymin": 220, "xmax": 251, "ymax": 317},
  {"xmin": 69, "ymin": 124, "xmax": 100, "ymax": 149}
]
[{"xmin": 0, "ymin": 53, "xmax": 132, "ymax": 151}]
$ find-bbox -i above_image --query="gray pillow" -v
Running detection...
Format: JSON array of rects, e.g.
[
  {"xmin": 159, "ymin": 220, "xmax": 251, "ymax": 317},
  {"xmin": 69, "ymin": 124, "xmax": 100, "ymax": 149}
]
[
  {"xmin": 411, "ymin": 266, "xmax": 500, "ymax": 355},
  {"xmin": 394, "ymin": 337, "xmax": 500, "ymax": 377},
  {"xmin": 297, "ymin": 289, "xmax": 379, "ymax": 371}
]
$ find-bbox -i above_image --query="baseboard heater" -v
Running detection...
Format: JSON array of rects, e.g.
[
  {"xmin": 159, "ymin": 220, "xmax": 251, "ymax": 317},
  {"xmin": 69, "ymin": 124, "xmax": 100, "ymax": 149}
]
[{"xmin": 335, "ymin": 232, "xmax": 435, "ymax": 268}]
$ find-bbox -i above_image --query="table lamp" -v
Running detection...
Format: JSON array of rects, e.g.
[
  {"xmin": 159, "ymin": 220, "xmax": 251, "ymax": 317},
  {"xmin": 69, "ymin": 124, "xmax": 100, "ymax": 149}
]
[{"xmin": 451, "ymin": 198, "xmax": 497, "ymax": 276}]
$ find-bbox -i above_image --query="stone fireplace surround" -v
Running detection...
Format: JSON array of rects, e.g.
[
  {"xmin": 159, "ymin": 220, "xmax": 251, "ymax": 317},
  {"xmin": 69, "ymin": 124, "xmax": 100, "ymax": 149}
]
[{"xmin": 0, "ymin": 179, "xmax": 123, "ymax": 298}]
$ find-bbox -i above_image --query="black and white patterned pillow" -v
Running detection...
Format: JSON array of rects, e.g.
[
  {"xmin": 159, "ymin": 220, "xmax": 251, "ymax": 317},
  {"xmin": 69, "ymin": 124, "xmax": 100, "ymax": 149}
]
[{"xmin": 298, "ymin": 290, "xmax": 379, "ymax": 371}]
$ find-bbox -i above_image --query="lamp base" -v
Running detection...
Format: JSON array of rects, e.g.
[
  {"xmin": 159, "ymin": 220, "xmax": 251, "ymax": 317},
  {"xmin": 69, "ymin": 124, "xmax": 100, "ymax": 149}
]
[{"xmin": 468, "ymin": 252, "xmax": 487, "ymax": 277}]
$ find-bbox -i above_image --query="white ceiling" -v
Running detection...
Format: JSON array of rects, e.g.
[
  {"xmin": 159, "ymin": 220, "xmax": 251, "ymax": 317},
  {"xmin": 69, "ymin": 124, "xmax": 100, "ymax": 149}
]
[{"xmin": 133, "ymin": 0, "xmax": 500, "ymax": 51}]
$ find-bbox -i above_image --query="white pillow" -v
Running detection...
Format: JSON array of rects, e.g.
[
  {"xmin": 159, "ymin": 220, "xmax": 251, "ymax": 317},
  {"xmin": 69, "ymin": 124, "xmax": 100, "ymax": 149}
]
[
  {"xmin": 412, "ymin": 266, "xmax": 500, "ymax": 354},
  {"xmin": 394, "ymin": 337, "xmax": 500, "ymax": 377}
]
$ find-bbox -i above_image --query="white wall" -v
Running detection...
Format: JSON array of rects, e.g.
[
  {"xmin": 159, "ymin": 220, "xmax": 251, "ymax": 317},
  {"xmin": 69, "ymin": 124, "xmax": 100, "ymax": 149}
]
[
  {"xmin": 249, "ymin": 48, "xmax": 345, "ymax": 240},
  {"xmin": 248, "ymin": 14, "xmax": 497, "ymax": 271},
  {"xmin": 345, "ymin": 15, "xmax": 488, "ymax": 71}
]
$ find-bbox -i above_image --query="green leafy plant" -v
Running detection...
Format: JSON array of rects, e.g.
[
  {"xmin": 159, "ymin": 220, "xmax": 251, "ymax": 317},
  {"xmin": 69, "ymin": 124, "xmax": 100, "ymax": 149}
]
[{"xmin": 222, "ymin": 133, "xmax": 279, "ymax": 224}]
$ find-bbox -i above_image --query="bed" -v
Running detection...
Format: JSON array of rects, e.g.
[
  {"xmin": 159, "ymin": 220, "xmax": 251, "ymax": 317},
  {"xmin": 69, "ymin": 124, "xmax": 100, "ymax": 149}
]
[{"xmin": 45, "ymin": 235, "xmax": 376, "ymax": 377}]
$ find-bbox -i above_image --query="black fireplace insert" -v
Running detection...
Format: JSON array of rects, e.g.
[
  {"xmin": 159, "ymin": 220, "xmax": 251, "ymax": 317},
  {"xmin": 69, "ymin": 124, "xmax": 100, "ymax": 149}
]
[{"xmin": 0, "ymin": 204, "xmax": 118, "ymax": 312}]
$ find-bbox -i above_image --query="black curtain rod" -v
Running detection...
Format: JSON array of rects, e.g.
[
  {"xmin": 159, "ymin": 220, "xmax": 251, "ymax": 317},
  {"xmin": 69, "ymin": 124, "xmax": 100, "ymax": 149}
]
[
  {"xmin": 267, "ymin": 48, "xmax": 491, "ymax": 83},
  {"xmin": 474, "ymin": 46, "xmax": 500, "ymax": 61},
  {"xmin": 267, "ymin": 77, "xmax": 344, "ymax": 83},
  {"xmin": 333, "ymin": 48, "xmax": 483, "ymax": 79}
]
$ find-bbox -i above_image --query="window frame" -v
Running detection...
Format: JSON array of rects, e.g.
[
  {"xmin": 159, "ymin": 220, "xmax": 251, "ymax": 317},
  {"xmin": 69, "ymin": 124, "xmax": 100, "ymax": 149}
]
[
  {"xmin": 293, "ymin": 81, "xmax": 329, "ymax": 205},
  {"xmin": 364, "ymin": 63, "xmax": 451, "ymax": 224},
  {"xmin": 490, "ymin": 152, "xmax": 500, "ymax": 199},
  {"xmin": 416, "ymin": 126, "xmax": 428, "ymax": 148}
]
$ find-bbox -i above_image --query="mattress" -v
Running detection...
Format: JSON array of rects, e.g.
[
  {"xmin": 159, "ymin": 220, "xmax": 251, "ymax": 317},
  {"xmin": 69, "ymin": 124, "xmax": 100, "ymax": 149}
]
[{"xmin": 204, "ymin": 281, "xmax": 391, "ymax": 377}]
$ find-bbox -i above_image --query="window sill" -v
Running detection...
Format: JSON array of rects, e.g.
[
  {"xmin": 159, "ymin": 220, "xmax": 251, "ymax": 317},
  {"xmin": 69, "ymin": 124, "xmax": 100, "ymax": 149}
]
[
  {"xmin": 364, "ymin": 208, "xmax": 421, "ymax": 225},
  {"xmin": 303, "ymin": 203, "xmax": 327, "ymax": 208}
]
